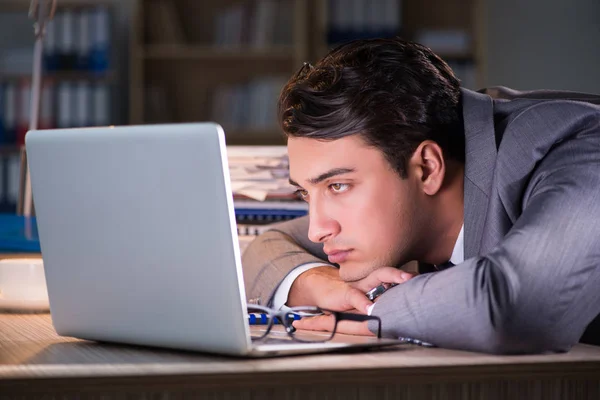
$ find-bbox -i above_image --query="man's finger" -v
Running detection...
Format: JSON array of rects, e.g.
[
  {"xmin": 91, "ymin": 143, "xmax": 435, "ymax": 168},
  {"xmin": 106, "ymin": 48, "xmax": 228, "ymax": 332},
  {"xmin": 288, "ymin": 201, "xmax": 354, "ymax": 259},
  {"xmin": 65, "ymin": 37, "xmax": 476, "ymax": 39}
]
[
  {"xmin": 352, "ymin": 267, "xmax": 415, "ymax": 293},
  {"xmin": 292, "ymin": 316, "xmax": 373, "ymax": 336},
  {"xmin": 345, "ymin": 286, "xmax": 374, "ymax": 314},
  {"xmin": 292, "ymin": 314, "xmax": 335, "ymax": 332}
]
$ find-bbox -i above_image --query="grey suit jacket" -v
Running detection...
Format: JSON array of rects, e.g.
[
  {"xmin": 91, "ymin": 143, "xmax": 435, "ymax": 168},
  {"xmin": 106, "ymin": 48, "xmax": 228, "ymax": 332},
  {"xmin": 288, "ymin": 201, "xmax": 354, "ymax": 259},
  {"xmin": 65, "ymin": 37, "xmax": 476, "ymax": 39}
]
[{"xmin": 242, "ymin": 87, "xmax": 600, "ymax": 354}]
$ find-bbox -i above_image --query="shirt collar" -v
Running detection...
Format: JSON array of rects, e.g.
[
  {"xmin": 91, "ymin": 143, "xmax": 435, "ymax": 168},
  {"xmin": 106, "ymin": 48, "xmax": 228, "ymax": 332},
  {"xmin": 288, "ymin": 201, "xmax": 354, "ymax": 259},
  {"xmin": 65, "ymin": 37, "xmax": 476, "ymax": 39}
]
[{"xmin": 449, "ymin": 224, "xmax": 465, "ymax": 265}]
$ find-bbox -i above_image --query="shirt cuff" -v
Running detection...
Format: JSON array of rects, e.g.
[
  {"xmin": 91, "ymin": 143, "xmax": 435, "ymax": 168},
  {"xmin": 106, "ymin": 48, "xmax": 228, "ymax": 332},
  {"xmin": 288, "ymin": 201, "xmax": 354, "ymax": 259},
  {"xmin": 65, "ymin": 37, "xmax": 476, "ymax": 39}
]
[
  {"xmin": 272, "ymin": 262, "xmax": 335, "ymax": 310},
  {"xmin": 367, "ymin": 303, "xmax": 376, "ymax": 316}
]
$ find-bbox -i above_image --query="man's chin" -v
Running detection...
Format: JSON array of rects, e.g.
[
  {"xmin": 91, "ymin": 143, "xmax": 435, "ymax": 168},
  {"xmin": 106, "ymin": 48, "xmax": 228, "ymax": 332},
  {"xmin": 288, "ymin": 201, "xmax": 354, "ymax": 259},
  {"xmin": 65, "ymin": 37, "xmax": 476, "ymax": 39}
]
[{"xmin": 338, "ymin": 261, "xmax": 377, "ymax": 283}]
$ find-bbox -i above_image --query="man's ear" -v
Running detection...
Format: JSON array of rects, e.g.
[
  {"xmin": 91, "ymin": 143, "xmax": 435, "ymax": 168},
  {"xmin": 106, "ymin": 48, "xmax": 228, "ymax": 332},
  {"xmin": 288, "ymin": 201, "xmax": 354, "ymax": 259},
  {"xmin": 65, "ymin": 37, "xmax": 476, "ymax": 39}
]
[{"xmin": 409, "ymin": 140, "xmax": 445, "ymax": 196}]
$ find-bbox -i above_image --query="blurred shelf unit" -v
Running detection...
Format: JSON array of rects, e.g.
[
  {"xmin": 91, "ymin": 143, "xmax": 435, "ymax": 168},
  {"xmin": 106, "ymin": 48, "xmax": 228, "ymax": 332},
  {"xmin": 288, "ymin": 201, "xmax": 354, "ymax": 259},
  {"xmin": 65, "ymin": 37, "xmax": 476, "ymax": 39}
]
[
  {"xmin": 312, "ymin": 0, "xmax": 484, "ymax": 89},
  {"xmin": 0, "ymin": 0, "xmax": 118, "ymax": 215},
  {"xmin": 131, "ymin": 0, "xmax": 309, "ymax": 145},
  {"xmin": 0, "ymin": 1, "xmax": 115, "ymax": 149},
  {"xmin": 131, "ymin": 0, "xmax": 484, "ymax": 145}
]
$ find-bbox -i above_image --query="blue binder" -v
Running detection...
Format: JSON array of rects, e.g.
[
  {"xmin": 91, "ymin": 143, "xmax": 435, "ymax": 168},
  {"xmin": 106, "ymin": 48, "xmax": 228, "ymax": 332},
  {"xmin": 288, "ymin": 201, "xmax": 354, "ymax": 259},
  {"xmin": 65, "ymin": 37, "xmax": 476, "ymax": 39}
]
[{"xmin": 0, "ymin": 214, "xmax": 41, "ymax": 253}]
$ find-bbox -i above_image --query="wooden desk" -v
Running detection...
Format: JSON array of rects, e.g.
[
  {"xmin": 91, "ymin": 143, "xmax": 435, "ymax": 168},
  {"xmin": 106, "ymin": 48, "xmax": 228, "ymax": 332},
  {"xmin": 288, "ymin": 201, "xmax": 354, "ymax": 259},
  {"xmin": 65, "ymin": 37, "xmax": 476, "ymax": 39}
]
[{"xmin": 1, "ymin": 314, "xmax": 600, "ymax": 399}]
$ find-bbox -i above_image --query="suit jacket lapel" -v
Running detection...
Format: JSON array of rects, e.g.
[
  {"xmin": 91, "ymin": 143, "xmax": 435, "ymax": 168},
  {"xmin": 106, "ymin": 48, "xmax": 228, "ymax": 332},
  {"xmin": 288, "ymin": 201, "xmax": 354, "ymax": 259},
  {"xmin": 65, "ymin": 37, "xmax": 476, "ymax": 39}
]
[{"xmin": 461, "ymin": 89, "xmax": 498, "ymax": 259}]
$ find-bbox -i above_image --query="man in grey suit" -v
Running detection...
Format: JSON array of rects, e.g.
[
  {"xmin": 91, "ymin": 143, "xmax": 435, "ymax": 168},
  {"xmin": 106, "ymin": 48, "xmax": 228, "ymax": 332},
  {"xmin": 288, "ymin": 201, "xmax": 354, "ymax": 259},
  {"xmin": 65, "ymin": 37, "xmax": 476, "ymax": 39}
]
[{"xmin": 242, "ymin": 38, "xmax": 600, "ymax": 354}]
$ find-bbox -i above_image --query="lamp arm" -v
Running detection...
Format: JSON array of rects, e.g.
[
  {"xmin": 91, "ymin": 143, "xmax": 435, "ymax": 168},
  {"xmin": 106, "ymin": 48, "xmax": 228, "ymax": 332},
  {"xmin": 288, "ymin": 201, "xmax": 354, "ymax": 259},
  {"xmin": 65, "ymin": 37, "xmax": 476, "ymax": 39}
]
[{"xmin": 17, "ymin": 0, "xmax": 57, "ymax": 217}]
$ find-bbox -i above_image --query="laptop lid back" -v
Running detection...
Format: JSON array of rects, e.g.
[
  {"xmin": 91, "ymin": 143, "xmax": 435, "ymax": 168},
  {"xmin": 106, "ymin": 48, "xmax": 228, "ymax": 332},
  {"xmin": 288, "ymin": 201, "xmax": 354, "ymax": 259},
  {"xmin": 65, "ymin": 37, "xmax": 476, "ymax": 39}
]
[{"xmin": 26, "ymin": 123, "xmax": 252, "ymax": 355}]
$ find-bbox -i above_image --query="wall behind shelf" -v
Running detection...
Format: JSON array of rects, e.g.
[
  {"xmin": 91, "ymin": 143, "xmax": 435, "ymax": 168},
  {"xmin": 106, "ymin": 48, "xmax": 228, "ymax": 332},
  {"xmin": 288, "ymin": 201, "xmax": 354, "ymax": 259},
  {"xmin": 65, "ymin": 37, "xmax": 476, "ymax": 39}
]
[{"xmin": 484, "ymin": 0, "xmax": 600, "ymax": 94}]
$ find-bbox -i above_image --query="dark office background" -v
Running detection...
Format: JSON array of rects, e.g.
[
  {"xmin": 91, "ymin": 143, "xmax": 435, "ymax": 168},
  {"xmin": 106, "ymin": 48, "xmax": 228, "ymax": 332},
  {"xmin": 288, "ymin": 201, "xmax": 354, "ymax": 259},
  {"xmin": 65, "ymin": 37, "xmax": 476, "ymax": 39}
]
[{"xmin": 0, "ymin": 0, "xmax": 599, "ymax": 214}]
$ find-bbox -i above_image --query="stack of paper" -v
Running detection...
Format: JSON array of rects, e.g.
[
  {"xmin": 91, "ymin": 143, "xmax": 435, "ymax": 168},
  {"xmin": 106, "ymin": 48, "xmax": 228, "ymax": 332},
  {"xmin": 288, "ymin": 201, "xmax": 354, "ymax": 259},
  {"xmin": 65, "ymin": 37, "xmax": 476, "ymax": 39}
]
[
  {"xmin": 227, "ymin": 145, "xmax": 298, "ymax": 202},
  {"xmin": 227, "ymin": 146, "xmax": 308, "ymax": 239}
]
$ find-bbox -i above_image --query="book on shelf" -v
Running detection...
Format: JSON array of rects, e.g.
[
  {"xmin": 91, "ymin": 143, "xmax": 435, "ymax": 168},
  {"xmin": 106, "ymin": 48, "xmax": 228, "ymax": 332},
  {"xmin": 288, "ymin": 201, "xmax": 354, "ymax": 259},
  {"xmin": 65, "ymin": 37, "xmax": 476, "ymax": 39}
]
[
  {"xmin": 0, "ymin": 152, "xmax": 21, "ymax": 215},
  {"xmin": 214, "ymin": 0, "xmax": 294, "ymax": 49},
  {"xmin": 212, "ymin": 76, "xmax": 287, "ymax": 133},
  {"xmin": 327, "ymin": 0, "xmax": 402, "ymax": 45}
]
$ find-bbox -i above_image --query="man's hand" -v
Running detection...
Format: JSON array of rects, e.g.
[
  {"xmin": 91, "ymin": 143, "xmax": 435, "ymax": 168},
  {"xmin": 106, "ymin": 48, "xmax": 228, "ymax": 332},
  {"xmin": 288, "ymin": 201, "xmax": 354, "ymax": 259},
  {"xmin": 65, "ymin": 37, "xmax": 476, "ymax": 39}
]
[
  {"xmin": 287, "ymin": 264, "xmax": 414, "ymax": 311},
  {"xmin": 287, "ymin": 265, "xmax": 414, "ymax": 336},
  {"xmin": 346, "ymin": 267, "xmax": 415, "ymax": 294},
  {"xmin": 292, "ymin": 311, "xmax": 374, "ymax": 336}
]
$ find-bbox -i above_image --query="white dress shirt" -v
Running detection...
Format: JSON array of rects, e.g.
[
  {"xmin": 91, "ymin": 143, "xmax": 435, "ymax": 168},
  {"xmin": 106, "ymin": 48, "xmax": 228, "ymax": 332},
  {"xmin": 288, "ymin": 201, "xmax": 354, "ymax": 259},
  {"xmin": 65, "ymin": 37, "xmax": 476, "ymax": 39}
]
[{"xmin": 272, "ymin": 224, "xmax": 465, "ymax": 314}]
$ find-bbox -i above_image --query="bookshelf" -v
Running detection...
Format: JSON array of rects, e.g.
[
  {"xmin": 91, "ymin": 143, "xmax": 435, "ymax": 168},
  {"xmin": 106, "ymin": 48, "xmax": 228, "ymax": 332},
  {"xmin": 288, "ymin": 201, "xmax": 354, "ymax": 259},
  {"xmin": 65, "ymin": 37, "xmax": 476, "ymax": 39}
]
[
  {"xmin": 311, "ymin": 0, "xmax": 485, "ymax": 90},
  {"xmin": 0, "ymin": 0, "xmax": 130, "ymax": 214},
  {"xmin": 143, "ymin": 45, "xmax": 297, "ymax": 61},
  {"xmin": 132, "ymin": 0, "xmax": 485, "ymax": 146},
  {"xmin": 130, "ymin": 0, "xmax": 310, "ymax": 146}
]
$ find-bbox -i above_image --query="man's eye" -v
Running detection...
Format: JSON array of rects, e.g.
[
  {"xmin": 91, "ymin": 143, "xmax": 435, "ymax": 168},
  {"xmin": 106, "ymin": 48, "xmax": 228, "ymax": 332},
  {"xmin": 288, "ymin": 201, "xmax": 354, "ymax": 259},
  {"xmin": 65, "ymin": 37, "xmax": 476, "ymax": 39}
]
[
  {"xmin": 294, "ymin": 189, "xmax": 309, "ymax": 200},
  {"xmin": 329, "ymin": 183, "xmax": 349, "ymax": 193}
]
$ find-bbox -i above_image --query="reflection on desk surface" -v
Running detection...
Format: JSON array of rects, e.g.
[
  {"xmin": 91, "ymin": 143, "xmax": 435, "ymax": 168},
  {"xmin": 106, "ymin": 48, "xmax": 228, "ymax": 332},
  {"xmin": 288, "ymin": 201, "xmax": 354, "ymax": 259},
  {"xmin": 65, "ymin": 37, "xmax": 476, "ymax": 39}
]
[
  {"xmin": 2, "ymin": 314, "xmax": 600, "ymax": 368},
  {"xmin": 2, "ymin": 313, "xmax": 600, "ymax": 400}
]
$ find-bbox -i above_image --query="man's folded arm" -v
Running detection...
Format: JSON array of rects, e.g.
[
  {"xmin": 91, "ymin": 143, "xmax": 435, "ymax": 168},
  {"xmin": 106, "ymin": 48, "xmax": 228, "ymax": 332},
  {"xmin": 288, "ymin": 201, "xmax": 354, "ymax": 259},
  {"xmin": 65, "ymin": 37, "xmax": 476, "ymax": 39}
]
[
  {"xmin": 370, "ymin": 139, "xmax": 600, "ymax": 354},
  {"xmin": 271, "ymin": 262, "xmax": 335, "ymax": 310},
  {"xmin": 242, "ymin": 216, "xmax": 332, "ymax": 307}
]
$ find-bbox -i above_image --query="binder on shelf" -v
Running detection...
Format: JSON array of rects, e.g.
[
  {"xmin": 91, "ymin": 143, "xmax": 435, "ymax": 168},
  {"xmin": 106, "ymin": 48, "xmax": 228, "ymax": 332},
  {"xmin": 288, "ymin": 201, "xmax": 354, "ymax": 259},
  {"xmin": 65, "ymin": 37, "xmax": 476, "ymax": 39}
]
[
  {"xmin": 57, "ymin": 82, "xmax": 73, "ymax": 128},
  {"xmin": 3, "ymin": 83, "xmax": 17, "ymax": 144},
  {"xmin": 92, "ymin": 83, "xmax": 109, "ymax": 126},
  {"xmin": 235, "ymin": 208, "xmax": 306, "ymax": 222},
  {"xmin": 76, "ymin": 9, "xmax": 91, "ymax": 70},
  {"xmin": 144, "ymin": 0, "xmax": 186, "ymax": 44},
  {"xmin": 2, "ymin": 154, "xmax": 21, "ymax": 215},
  {"xmin": 16, "ymin": 79, "xmax": 31, "ymax": 145},
  {"xmin": 234, "ymin": 199, "xmax": 307, "ymax": 221},
  {"xmin": 57, "ymin": 9, "xmax": 76, "ymax": 70},
  {"xmin": 327, "ymin": 0, "xmax": 402, "ymax": 45},
  {"xmin": 39, "ymin": 79, "xmax": 55, "ymax": 130},
  {"xmin": 43, "ymin": 5, "xmax": 111, "ymax": 74},
  {"xmin": 0, "ymin": 215, "xmax": 40, "ymax": 253},
  {"xmin": 0, "ymin": 84, "xmax": 4, "ymax": 144},
  {"xmin": 213, "ymin": 0, "xmax": 294, "ymax": 48},
  {"xmin": 74, "ymin": 81, "xmax": 91, "ymax": 127},
  {"xmin": 0, "ymin": 157, "xmax": 6, "ymax": 211},
  {"xmin": 90, "ymin": 6, "xmax": 110, "ymax": 73},
  {"xmin": 43, "ymin": 17, "xmax": 59, "ymax": 71}
]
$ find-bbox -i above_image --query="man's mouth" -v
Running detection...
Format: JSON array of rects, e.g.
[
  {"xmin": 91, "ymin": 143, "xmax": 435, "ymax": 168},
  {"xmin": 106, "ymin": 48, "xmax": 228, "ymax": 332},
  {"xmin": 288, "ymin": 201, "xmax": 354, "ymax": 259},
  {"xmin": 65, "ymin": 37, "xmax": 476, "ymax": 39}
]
[{"xmin": 325, "ymin": 249, "xmax": 353, "ymax": 264}]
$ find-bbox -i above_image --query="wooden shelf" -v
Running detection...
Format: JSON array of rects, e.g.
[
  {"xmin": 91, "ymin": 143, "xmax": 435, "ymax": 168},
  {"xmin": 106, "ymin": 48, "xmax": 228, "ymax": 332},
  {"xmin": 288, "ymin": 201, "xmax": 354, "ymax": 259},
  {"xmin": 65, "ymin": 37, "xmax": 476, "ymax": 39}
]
[
  {"xmin": 223, "ymin": 129, "xmax": 286, "ymax": 146},
  {"xmin": 0, "ymin": 70, "xmax": 115, "ymax": 82},
  {"xmin": 0, "ymin": 145, "xmax": 22, "ymax": 156},
  {"xmin": 0, "ymin": 0, "xmax": 114, "ymax": 10},
  {"xmin": 131, "ymin": 0, "xmax": 484, "ymax": 143},
  {"xmin": 143, "ymin": 45, "xmax": 296, "ymax": 62},
  {"xmin": 130, "ymin": 0, "xmax": 309, "ymax": 136}
]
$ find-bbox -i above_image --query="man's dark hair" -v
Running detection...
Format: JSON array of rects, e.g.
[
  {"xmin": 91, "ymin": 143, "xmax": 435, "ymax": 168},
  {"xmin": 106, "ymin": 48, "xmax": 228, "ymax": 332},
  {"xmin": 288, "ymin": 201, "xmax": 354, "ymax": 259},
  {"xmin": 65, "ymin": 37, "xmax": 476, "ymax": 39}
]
[{"xmin": 278, "ymin": 37, "xmax": 465, "ymax": 178}]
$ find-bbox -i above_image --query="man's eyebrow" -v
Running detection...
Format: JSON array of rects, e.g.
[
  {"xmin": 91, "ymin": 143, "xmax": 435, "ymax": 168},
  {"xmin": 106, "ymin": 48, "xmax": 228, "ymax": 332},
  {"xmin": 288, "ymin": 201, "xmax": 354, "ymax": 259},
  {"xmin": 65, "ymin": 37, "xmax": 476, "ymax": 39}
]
[
  {"xmin": 309, "ymin": 168, "xmax": 355, "ymax": 184},
  {"xmin": 289, "ymin": 168, "xmax": 356, "ymax": 188}
]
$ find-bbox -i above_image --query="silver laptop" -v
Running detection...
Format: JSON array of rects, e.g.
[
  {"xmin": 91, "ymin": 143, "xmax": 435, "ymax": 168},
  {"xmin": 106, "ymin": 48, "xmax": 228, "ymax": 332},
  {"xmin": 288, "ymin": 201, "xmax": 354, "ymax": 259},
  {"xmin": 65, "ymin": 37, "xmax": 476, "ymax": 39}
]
[{"xmin": 25, "ymin": 123, "xmax": 401, "ymax": 357}]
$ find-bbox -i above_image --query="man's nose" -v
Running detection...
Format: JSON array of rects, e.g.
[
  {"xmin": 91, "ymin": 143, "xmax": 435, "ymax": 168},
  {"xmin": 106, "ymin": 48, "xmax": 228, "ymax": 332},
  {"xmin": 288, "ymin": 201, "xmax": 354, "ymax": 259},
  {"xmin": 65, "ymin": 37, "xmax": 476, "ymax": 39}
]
[{"xmin": 307, "ymin": 199, "xmax": 340, "ymax": 243}]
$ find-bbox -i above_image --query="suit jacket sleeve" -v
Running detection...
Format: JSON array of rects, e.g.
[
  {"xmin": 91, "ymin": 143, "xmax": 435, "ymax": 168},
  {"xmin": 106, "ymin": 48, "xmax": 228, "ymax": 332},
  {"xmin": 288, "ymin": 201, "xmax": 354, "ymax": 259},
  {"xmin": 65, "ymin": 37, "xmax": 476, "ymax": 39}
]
[
  {"xmin": 242, "ymin": 216, "xmax": 330, "ymax": 306},
  {"xmin": 370, "ymin": 131, "xmax": 600, "ymax": 354}
]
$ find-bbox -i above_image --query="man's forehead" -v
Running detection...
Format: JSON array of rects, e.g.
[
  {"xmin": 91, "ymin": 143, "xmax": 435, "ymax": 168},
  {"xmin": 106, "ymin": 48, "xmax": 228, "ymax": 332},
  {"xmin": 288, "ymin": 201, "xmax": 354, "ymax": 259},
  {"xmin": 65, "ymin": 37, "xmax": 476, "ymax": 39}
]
[
  {"xmin": 287, "ymin": 136, "xmax": 375, "ymax": 183},
  {"xmin": 287, "ymin": 136, "xmax": 368, "ymax": 159}
]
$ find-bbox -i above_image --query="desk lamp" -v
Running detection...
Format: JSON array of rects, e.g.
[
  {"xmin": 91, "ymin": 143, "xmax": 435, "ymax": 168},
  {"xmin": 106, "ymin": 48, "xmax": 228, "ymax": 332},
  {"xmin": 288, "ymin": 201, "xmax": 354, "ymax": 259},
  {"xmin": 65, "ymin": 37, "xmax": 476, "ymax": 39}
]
[{"xmin": 0, "ymin": 0, "xmax": 56, "ymax": 313}]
